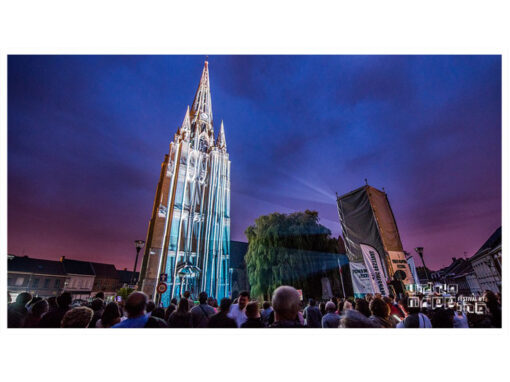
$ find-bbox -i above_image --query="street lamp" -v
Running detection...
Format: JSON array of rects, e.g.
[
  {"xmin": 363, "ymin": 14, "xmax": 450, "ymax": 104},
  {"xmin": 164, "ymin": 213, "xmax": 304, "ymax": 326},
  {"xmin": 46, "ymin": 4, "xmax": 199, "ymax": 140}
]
[
  {"xmin": 414, "ymin": 247, "xmax": 430, "ymax": 281},
  {"xmin": 131, "ymin": 240, "xmax": 145, "ymax": 286}
]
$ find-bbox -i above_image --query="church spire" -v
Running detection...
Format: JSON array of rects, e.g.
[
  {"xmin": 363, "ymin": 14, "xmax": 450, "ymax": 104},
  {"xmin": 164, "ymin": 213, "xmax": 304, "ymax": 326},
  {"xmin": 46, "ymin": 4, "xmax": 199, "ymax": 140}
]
[
  {"xmin": 190, "ymin": 61, "xmax": 213, "ymax": 123},
  {"xmin": 182, "ymin": 106, "xmax": 191, "ymax": 130},
  {"xmin": 216, "ymin": 120, "xmax": 227, "ymax": 152}
]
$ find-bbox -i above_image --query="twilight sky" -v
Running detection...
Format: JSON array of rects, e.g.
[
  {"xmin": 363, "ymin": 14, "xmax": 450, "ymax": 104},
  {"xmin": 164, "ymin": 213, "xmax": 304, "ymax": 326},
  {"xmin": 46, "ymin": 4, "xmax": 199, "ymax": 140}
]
[{"xmin": 8, "ymin": 55, "xmax": 501, "ymax": 270}]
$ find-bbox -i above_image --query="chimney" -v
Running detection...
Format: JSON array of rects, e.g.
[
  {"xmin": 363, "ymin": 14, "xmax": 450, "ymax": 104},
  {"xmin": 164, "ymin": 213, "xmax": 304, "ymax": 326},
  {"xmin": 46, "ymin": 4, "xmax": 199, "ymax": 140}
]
[
  {"xmin": 452, "ymin": 257, "xmax": 457, "ymax": 263},
  {"xmin": 60, "ymin": 256, "xmax": 65, "ymax": 262}
]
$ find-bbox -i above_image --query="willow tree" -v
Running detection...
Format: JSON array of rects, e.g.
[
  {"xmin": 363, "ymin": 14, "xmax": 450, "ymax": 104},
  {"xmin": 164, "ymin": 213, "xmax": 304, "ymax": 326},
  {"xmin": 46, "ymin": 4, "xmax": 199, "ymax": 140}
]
[{"xmin": 244, "ymin": 210, "xmax": 339, "ymax": 300}]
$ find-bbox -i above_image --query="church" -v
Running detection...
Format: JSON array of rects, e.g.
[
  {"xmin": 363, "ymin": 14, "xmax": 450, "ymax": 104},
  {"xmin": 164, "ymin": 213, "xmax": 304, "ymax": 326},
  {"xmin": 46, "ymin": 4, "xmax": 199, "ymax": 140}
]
[{"xmin": 138, "ymin": 62, "xmax": 231, "ymax": 306}]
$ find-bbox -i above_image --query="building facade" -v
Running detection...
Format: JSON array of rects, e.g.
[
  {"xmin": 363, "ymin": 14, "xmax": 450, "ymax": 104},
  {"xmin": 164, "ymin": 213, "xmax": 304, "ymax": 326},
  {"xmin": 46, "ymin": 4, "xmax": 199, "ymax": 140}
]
[
  {"xmin": 90, "ymin": 262, "xmax": 119, "ymax": 299},
  {"xmin": 7, "ymin": 255, "xmax": 67, "ymax": 300},
  {"xmin": 138, "ymin": 61, "xmax": 231, "ymax": 305},
  {"xmin": 470, "ymin": 227, "xmax": 501, "ymax": 293},
  {"xmin": 60, "ymin": 257, "xmax": 96, "ymax": 300}
]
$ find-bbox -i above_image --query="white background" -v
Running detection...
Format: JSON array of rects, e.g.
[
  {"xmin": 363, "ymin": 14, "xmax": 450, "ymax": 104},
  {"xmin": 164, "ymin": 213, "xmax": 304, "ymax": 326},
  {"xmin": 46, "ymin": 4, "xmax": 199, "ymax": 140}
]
[{"xmin": 0, "ymin": 1, "xmax": 508, "ymax": 381}]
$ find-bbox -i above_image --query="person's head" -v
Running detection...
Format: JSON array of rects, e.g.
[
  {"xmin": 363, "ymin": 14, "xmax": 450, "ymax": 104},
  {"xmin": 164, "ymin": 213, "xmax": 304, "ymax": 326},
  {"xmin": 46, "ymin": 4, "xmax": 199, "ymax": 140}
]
[
  {"xmin": 30, "ymin": 299, "xmax": 49, "ymax": 318},
  {"xmin": 171, "ymin": 298, "xmax": 178, "ymax": 305},
  {"xmin": 165, "ymin": 304, "xmax": 177, "ymax": 321},
  {"xmin": 319, "ymin": 302, "xmax": 326, "ymax": 313},
  {"xmin": 207, "ymin": 296, "xmax": 214, "ymax": 306},
  {"xmin": 101, "ymin": 302, "xmax": 121, "ymax": 328},
  {"xmin": 183, "ymin": 291, "xmax": 191, "ymax": 299},
  {"xmin": 151, "ymin": 307, "xmax": 165, "ymax": 320},
  {"xmin": 219, "ymin": 298, "xmax": 233, "ymax": 313},
  {"xmin": 245, "ymin": 301, "xmax": 260, "ymax": 319},
  {"xmin": 308, "ymin": 298, "xmax": 316, "ymax": 307},
  {"xmin": 431, "ymin": 308, "xmax": 454, "ymax": 328},
  {"xmin": 125, "ymin": 292, "xmax": 148, "ymax": 318},
  {"xmin": 61, "ymin": 307, "xmax": 94, "ymax": 328},
  {"xmin": 146, "ymin": 300, "xmax": 156, "ymax": 313},
  {"xmin": 199, "ymin": 291, "xmax": 208, "ymax": 304},
  {"xmin": 272, "ymin": 286, "xmax": 301, "ymax": 322},
  {"xmin": 365, "ymin": 293, "xmax": 373, "ymax": 303},
  {"xmin": 28, "ymin": 296, "xmax": 42, "ymax": 308},
  {"xmin": 212, "ymin": 299, "xmax": 218, "ymax": 308},
  {"xmin": 343, "ymin": 300, "xmax": 353, "ymax": 311},
  {"xmin": 325, "ymin": 301, "xmax": 337, "ymax": 313},
  {"xmin": 238, "ymin": 291, "xmax": 250, "ymax": 310},
  {"xmin": 340, "ymin": 309, "xmax": 378, "ymax": 328},
  {"xmin": 47, "ymin": 296, "xmax": 58, "ymax": 310},
  {"xmin": 370, "ymin": 297, "xmax": 390, "ymax": 319},
  {"xmin": 484, "ymin": 290, "xmax": 499, "ymax": 308},
  {"xmin": 57, "ymin": 292, "xmax": 72, "ymax": 309},
  {"xmin": 263, "ymin": 301, "xmax": 271, "ymax": 310},
  {"xmin": 91, "ymin": 298, "xmax": 104, "ymax": 312},
  {"xmin": 16, "ymin": 292, "xmax": 32, "ymax": 306},
  {"xmin": 355, "ymin": 298, "xmax": 371, "ymax": 317},
  {"xmin": 94, "ymin": 292, "xmax": 105, "ymax": 300},
  {"xmin": 177, "ymin": 298, "xmax": 189, "ymax": 314}
]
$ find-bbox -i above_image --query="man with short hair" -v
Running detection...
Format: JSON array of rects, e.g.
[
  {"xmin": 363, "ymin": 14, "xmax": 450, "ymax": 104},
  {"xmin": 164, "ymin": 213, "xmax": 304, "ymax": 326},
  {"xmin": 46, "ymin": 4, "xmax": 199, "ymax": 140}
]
[
  {"xmin": 228, "ymin": 290, "xmax": 250, "ymax": 327},
  {"xmin": 322, "ymin": 301, "xmax": 341, "ymax": 328},
  {"xmin": 303, "ymin": 298, "xmax": 322, "ymax": 328},
  {"xmin": 113, "ymin": 292, "xmax": 149, "ymax": 328},
  {"xmin": 111, "ymin": 292, "xmax": 166, "ymax": 328},
  {"xmin": 270, "ymin": 286, "xmax": 303, "ymax": 328},
  {"xmin": 241, "ymin": 301, "xmax": 265, "ymax": 328},
  {"xmin": 190, "ymin": 291, "xmax": 216, "ymax": 328}
]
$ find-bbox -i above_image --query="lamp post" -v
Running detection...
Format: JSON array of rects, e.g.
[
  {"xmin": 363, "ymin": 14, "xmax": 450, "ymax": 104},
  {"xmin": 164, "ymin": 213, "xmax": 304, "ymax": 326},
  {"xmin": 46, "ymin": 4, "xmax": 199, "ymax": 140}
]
[
  {"xmin": 414, "ymin": 247, "xmax": 430, "ymax": 281},
  {"xmin": 131, "ymin": 240, "xmax": 145, "ymax": 286}
]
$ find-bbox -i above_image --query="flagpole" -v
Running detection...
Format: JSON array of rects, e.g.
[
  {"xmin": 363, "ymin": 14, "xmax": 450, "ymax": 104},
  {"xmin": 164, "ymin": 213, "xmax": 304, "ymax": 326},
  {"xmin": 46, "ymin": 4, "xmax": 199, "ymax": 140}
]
[{"xmin": 338, "ymin": 257, "xmax": 346, "ymax": 298}]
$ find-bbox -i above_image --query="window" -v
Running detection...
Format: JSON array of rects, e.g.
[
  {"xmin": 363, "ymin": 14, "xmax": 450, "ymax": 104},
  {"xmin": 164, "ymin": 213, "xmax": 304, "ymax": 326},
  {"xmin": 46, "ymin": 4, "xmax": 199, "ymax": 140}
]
[
  {"xmin": 55, "ymin": 279, "xmax": 61, "ymax": 288},
  {"xmin": 44, "ymin": 279, "xmax": 51, "ymax": 288},
  {"xmin": 15, "ymin": 277, "xmax": 25, "ymax": 286},
  {"xmin": 31, "ymin": 278, "xmax": 40, "ymax": 288},
  {"xmin": 8, "ymin": 278, "xmax": 14, "ymax": 286}
]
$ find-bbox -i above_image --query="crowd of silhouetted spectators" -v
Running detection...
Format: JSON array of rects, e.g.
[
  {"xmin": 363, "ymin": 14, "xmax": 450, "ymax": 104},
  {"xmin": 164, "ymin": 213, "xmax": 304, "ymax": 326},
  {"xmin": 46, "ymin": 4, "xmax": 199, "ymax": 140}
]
[{"xmin": 7, "ymin": 287, "xmax": 502, "ymax": 329}]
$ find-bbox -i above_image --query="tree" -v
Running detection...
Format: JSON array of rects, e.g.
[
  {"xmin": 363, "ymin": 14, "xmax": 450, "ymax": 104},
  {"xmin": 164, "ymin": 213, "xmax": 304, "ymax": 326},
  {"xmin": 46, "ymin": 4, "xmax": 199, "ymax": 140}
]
[
  {"xmin": 244, "ymin": 210, "xmax": 340, "ymax": 300},
  {"xmin": 116, "ymin": 287, "xmax": 134, "ymax": 302}
]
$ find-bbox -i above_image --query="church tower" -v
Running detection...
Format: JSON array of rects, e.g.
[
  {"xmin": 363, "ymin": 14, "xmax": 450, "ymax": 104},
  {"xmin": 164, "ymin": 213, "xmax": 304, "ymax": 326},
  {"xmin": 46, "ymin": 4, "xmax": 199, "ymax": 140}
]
[{"xmin": 138, "ymin": 61, "xmax": 231, "ymax": 305}]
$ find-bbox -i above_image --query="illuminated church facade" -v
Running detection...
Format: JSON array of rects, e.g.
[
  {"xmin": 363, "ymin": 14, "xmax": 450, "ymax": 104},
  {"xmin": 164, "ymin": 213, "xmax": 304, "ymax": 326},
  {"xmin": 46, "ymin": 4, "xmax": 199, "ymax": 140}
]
[{"xmin": 138, "ymin": 62, "xmax": 231, "ymax": 305}]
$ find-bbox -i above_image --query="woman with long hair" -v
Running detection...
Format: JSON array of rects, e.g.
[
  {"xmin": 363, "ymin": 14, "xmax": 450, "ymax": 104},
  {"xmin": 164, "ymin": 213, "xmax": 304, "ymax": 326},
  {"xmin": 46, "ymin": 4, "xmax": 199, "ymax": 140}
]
[{"xmin": 167, "ymin": 298, "xmax": 193, "ymax": 328}]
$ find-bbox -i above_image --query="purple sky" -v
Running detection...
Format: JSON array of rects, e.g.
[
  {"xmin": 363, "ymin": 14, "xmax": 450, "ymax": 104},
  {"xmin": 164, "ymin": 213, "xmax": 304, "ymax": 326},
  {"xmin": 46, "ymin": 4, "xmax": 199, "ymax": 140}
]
[{"xmin": 8, "ymin": 55, "xmax": 501, "ymax": 270}]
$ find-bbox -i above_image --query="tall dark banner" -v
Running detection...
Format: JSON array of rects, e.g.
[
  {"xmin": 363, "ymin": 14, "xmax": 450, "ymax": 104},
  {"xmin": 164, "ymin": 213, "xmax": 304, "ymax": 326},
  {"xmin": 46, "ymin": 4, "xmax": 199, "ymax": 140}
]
[{"xmin": 337, "ymin": 185, "xmax": 414, "ymax": 296}]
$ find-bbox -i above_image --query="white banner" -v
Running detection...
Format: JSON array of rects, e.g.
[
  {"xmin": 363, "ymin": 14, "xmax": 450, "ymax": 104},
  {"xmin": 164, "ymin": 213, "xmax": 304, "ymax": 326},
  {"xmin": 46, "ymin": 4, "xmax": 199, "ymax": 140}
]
[
  {"xmin": 360, "ymin": 244, "xmax": 390, "ymax": 296},
  {"xmin": 407, "ymin": 256, "xmax": 420, "ymax": 285},
  {"xmin": 388, "ymin": 250, "xmax": 415, "ymax": 284},
  {"xmin": 349, "ymin": 262, "xmax": 374, "ymax": 295}
]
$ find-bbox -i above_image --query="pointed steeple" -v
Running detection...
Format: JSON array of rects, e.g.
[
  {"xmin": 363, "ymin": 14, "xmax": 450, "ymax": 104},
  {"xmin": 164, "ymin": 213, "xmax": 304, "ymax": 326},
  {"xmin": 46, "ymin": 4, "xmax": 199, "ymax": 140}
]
[
  {"xmin": 216, "ymin": 120, "xmax": 227, "ymax": 151},
  {"xmin": 181, "ymin": 106, "xmax": 191, "ymax": 132},
  {"xmin": 190, "ymin": 61, "xmax": 213, "ymax": 123}
]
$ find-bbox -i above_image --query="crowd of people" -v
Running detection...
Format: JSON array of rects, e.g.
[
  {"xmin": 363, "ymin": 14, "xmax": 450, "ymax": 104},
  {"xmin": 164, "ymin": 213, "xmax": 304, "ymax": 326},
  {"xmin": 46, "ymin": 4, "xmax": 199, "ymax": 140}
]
[{"xmin": 7, "ymin": 286, "xmax": 502, "ymax": 329}]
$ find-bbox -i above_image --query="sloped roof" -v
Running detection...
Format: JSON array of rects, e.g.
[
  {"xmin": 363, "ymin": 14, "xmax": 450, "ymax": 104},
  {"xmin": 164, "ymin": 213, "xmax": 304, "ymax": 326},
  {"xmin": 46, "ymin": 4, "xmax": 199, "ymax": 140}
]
[
  {"xmin": 472, "ymin": 226, "xmax": 501, "ymax": 259},
  {"xmin": 8, "ymin": 256, "xmax": 66, "ymax": 276},
  {"xmin": 117, "ymin": 270, "xmax": 139, "ymax": 284},
  {"xmin": 90, "ymin": 262, "xmax": 118, "ymax": 279},
  {"xmin": 61, "ymin": 259, "xmax": 95, "ymax": 276}
]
